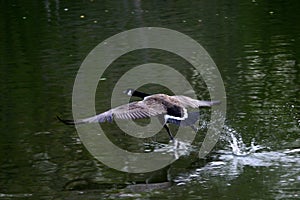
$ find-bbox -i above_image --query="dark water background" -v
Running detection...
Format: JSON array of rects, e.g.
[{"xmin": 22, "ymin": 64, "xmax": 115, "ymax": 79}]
[{"xmin": 0, "ymin": 0, "xmax": 299, "ymax": 199}]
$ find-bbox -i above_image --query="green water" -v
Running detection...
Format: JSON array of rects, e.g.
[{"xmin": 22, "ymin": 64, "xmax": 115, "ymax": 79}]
[{"xmin": 0, "ymin": 0, "xmax": 299, "ymax": 199}]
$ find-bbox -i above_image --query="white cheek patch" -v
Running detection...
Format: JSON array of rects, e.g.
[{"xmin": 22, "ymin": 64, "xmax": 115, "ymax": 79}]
[{"xmin": 127, "ymin": 90, "xmax": 133, "ymax": 96}]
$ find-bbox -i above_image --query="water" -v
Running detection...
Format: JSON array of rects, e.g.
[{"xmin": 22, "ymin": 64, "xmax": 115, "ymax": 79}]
[
  {"xmin": 0, "ymin": 0, "xmax": 299, "ymax": 199},
  {"xmin": 221, "ymin": 125, "xmax": 265, "ymax": 156},
  {"xmin": 173, "ymin": 126, "xmax": 300, "ymax": 200}
]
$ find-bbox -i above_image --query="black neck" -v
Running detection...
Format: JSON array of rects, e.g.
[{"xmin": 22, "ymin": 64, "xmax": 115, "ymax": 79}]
[{"xmin": 132, "ymin": 90, "xmax": 151, "ymax": 99}]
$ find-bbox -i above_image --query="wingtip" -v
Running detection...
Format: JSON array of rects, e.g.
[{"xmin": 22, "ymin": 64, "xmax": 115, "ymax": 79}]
[{"xmin": 57, "ymin": 116, "xmax": 76, "ymax": 125}]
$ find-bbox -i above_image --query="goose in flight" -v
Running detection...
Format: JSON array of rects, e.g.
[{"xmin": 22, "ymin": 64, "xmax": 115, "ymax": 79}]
[
  {"xmin": 124, "ymin": 89, "xmax": 204, "ymax": 132},
  {"xmin": 58, "ymin": 89, "xmax": 220, "ymax": 140}
]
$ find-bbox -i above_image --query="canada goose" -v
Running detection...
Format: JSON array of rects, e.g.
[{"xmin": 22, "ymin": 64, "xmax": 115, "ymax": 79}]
[
  {"xmin": 123, "ymin": 89, "xmax": 201, "ymax": 132},
  {"xmin": 58, "ymin": 89, "xmax": 220, "ymax": 140}
]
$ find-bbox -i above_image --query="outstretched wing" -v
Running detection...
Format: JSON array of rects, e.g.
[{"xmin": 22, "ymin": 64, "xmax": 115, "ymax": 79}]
[
  {"xmin": 57, "ymin": 101, "xmax": 167, "ymax": 125},
  {"xmin": 173, "ymin": 95, "xmax": 221, "ymax": 108},
  {"xmin": 111, "ymin": 101, "xmax": 166, "ymax": 120},
  {"xmin": 57, "ymin": 110, "xmax": 114, "ymax": 125}
]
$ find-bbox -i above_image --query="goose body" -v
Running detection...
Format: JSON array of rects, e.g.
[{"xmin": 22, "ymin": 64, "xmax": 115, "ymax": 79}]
[{"xmin": 58, "ymin": 89, "xmax": 220, "ymax": 140}]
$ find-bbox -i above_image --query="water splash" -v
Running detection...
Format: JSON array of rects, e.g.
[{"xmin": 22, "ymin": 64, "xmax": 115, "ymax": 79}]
[
  {"xmin": 145, "ymin": 140, "xmax": 193, "ymax": 159},
  {"xmin": 145, "ymin": 123, "xmax": 264, "ymax": 158},
  {"xmin": 221, "ymin": 125, "xmax": 265, "ymax": 156}
]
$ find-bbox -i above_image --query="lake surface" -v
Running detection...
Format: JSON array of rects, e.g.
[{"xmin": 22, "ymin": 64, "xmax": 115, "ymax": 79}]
[{"xmin": 0, "ymin": 0, "xmax": 299, "ymax": 199}]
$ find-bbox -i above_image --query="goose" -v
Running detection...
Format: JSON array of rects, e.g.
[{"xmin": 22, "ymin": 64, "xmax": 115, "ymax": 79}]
[
  {"xmin": 58, "ymin": 89, "xmax": 220, "ymax": 140},
  {"xmin": 123, "ymin": 89, "xmax": 202, "ymax": 132}
]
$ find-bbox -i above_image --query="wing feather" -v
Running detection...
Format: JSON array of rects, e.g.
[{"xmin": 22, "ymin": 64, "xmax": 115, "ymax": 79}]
[
  {"xmin": 111, "ymin": 101, "xmax": 166, "ymax": 120},
  {"xmin": 173, "ymin": 95, "xmax": 220, "ymax": 108}
]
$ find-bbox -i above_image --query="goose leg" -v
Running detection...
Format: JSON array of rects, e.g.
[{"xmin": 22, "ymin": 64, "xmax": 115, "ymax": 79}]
[{"xmin": 163, "ymin": 124, "xmax": 174, "ymax": 141}]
